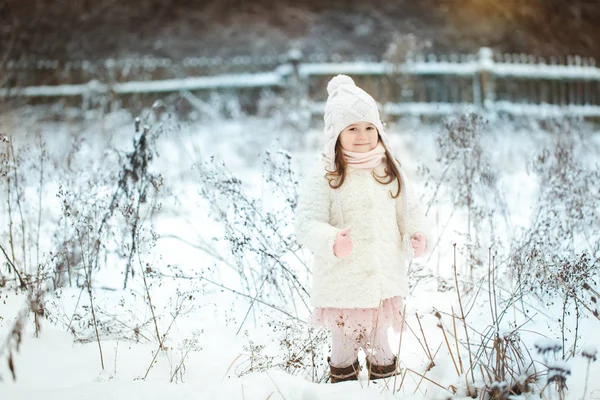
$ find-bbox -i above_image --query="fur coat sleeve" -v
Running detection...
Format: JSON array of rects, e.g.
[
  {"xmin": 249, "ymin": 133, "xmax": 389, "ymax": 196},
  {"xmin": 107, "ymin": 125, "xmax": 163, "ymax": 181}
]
[
  {"xmin": 395, "ymin": 177, "xmax": 434, "ymax": 257},
  {"xmin": 294, "ymin": 168, "xmax": 340, "ymax": 265}
]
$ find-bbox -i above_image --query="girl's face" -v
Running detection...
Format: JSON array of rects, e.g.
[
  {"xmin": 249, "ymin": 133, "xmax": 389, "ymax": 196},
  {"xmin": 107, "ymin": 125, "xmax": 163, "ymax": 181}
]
[{"xmin": 339, "ymin": 121, "xmax": 379, "ymax": 153}]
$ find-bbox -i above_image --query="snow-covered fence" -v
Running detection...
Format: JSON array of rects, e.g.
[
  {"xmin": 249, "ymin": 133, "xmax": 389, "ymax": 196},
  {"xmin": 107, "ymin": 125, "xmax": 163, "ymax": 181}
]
[
  {"xmin": 302, "ymin": 48, "xmax": 600, "ymax": 117},
  {"xmin": 0, "ymin": 73, "xmax": 286, "ymax": 97},
  {"xmin": 2, "ymin": 48, "xmax": 600, "ymax": 117}
]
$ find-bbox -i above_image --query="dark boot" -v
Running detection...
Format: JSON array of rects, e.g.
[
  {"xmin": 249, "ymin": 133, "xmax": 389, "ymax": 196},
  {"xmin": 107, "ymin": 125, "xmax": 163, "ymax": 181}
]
[
  {"xmin": 328, "ymin": 357, "xmax": 360, "ymax": 383},
  {"xmin": 365, "ymin": 356, "xmax": 398, "ymax": 381}
]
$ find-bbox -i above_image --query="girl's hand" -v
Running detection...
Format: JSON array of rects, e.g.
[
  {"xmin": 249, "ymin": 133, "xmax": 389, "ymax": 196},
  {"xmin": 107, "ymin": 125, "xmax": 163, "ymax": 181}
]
[
  {"xmin": 333, "ymin": 227, "xmax": 353, "ymax": 258},
  {"xmin": 410, "ymin": 232, "xmax": 427, "ymax": 258}
]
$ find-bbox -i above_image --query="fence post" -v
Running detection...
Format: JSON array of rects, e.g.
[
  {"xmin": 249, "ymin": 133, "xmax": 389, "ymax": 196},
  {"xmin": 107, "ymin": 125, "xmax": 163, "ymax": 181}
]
[
  {"xmin": 284, "ymin": 48, "xmax": 309, "ymax": 145},
  {"xmin": 287, "ymin": 48, "xmax": 304, "ymax": 109},
  {"xmin": 478, "ymin": 47, "xmax": 495, "ymax": 111},
  {"xmin": 288, "ymin": 49, "xmax": 302, "ymax": 83}
]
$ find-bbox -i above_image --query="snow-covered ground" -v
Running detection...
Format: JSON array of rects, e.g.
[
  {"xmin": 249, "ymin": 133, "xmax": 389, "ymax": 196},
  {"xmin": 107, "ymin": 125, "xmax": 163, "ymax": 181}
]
[{"xmin": 0, "ymin": 106, "xmax": 599, "ymax": 399}]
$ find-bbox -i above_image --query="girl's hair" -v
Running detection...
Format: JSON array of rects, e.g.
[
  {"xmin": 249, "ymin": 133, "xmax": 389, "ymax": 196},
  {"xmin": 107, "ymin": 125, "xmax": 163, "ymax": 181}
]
[{"xmin": 325, "ymin": 135, "xmax": 402, "ymax": 198}]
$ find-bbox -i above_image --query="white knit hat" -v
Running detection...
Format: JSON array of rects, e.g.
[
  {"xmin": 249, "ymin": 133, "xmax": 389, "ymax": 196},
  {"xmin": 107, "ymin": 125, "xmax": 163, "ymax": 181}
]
[
  {"xmin": 322, "ymin": 75, "xmax": 395, "ymax": 170},
  {"xmin": 321, "ymin": 75, "xmax": 413, "ymax": 256}
]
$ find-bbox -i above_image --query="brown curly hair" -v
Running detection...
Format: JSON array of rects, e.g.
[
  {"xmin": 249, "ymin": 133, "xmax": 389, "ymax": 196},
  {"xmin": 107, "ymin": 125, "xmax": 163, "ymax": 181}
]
[{"xmin": 325, "ymin": 136, "xmax": 402, "ymax": 198}]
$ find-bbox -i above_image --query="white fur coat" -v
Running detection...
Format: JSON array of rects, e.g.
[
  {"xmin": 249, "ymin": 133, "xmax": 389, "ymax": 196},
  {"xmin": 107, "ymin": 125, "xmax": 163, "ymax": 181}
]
[{"xmin": 294, "ymin": 163, "xmax": 432, "ymax": 309}]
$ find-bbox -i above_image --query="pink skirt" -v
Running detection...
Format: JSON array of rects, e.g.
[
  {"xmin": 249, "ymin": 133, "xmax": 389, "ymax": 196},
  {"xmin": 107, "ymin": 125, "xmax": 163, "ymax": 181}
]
[{"xmin": 310, "ymin": 296, "xmax": 406, "ymax": 336}]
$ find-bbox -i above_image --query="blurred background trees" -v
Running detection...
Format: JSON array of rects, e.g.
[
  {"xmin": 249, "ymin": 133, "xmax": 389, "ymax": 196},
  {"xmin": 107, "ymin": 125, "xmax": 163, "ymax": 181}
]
[{"xmin": 2, "ymin": 0, "xmax": 599, "ymax": 63}]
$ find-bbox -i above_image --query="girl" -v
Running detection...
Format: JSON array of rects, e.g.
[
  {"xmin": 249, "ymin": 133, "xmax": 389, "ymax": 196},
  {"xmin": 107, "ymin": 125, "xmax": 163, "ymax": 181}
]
[{"xmin": 294, "ymin": 75, "xmax": 432, "ymax": 383}]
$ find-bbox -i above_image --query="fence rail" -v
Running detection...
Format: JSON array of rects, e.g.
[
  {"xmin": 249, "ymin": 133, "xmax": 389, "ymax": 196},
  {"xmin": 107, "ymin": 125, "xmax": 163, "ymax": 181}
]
[
  {"xmin": 0, "ymin": 72, "xmax": 286, "ymax": 97},
  {"xmin": 2, "ymin": 48, "xmax": 600, "ymax": 118}
]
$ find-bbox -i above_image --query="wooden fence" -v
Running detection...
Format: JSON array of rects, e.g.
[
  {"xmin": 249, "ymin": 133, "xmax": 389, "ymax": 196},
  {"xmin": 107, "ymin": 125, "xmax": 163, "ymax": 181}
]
[{"xmin": 2, "ymin": 48, "xmax": 600, "ymax": 118}]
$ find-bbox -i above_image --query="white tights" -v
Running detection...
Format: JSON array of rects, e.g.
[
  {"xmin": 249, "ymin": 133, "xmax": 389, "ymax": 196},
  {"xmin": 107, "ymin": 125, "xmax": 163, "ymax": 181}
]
[{"xmin": 330, "ymin": 324, "xmax": 396, "ymax": 368}]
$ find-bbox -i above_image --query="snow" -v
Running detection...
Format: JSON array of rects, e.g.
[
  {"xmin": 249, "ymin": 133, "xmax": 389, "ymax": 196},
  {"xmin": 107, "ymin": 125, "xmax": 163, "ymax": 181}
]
[
  {"xmin": 299, "ymin": 61, "xmax": 391, "ymax": 76},
  {"xmin": 582, "ymin": 345, "xmax": 598, "ymax": 359},
  {"xmin": 114, "ymin": 72, "xmax": 284, "ymax": 93},
  {"xmin": 385, "ymin": 102, "xmax": 478, "ymax": 116},
  {"xmin": 297, "ymin": 53, "xmax": 600, "ymax": 79},
  {"xmin": 534, "ymin": 338, "xmax": 563, "ymax": 355},
  {"xmin": 492, "ymin": 63, "xmax": 600, "ymax": 79},
  {"xmin": 548, "ymin": 361, "xmax": 572, "ymax": 374},
  {"xmin": 0, "ymin": 82, "xmax": 99, "ymax": 97},
  {"xmin": 491, "ymin": 102, "xmax": 600, "ymax": 118},
  {"xmin": 1, "ymin": 107, "xmax": 600, "ymax": 399},
  {"xmin": 0, "ymin": 73, "xmax": 285, "ymax": 97}
]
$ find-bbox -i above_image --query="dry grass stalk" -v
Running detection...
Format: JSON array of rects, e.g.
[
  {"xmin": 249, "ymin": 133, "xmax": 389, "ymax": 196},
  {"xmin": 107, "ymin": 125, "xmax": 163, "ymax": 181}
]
[
  {"xmin": 169, "ymin": 348, "xmax": 191, "ymax": 383},
  {"xmin": 392, "ymin": 303, "xmax": 407, "ymax": 394},
  {"xmin": 7, "ymin": 138, "xmax": 28, "ymax": 275},
  {"xmin": 404, "ymin": 319, "xmax": 433, "ymax": 365},
  {"xmin": 265, "ymin": 371, "xmax": 287, "ymax": 400},
  {"xmin": 79, "ymin": 233, "xmax": 104, "ymax": 370},
  {"xmin": 435, "ymin": 311, "xmax": 460, "ymax": 377},
  {"xmin": 143, "ymin": 299, "xmax": 183, "ymax": 379},
  {"xmin": 488, "ymin": 248, "xmax": 498, "ymax": 329},
  {"xmin": 479, "ymin": 363, "xmax": 490, "ymax": 387},
  {"xmin": 0, "ymin": 244, "xmax": 27, "ymax": 288},
  {"xmin": 453, "ymin": 243, "xmax": 475, "ymax": 384},
  {"xmin": 451, "ymin": 305, "xmax": 464, "ymax": 375},
  {"xmin": 223, "ymin": 354, "xmax": 245, "ymax": 382},
  {"xmin": 395, "ymin": 368, "xmax": 408, "ymax": 394},
  {"xmin": 415, "ymin": 312, "xmax": 435, "ymax": 368},
  {"xmin": 369, "ymin": 308, "xmax": 394, "ymax": 392},
  {"xmin": 406, "ymin": 366, "xmax": 455, "ymax": 395},
  {"xmin": 137, "ymin": 252, "xmax": 162, "ymax": 348},
  {"xmin": 543, "ymin": 264, "xmax": 600, "ymax": 322},
  {"xmin": 412, "ymin": 343, "xmax": 442, "ymax": 394},
  {"xmin": 465, "ymin": 373, "xmax": 478, "ymax": 398}
]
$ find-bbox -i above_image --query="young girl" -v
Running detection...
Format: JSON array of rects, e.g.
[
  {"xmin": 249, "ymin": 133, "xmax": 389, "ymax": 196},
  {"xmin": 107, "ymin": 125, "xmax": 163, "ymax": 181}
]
[{"xmin": 295, "ymin": 75, "xmax": 432, "ymax": 383}]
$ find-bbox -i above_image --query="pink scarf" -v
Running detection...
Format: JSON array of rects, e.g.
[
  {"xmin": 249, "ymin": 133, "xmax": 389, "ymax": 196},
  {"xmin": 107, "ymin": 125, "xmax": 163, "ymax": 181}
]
[{"xmin": 342, "ymin": 142, "xmax": 386, "ymax": 169}]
